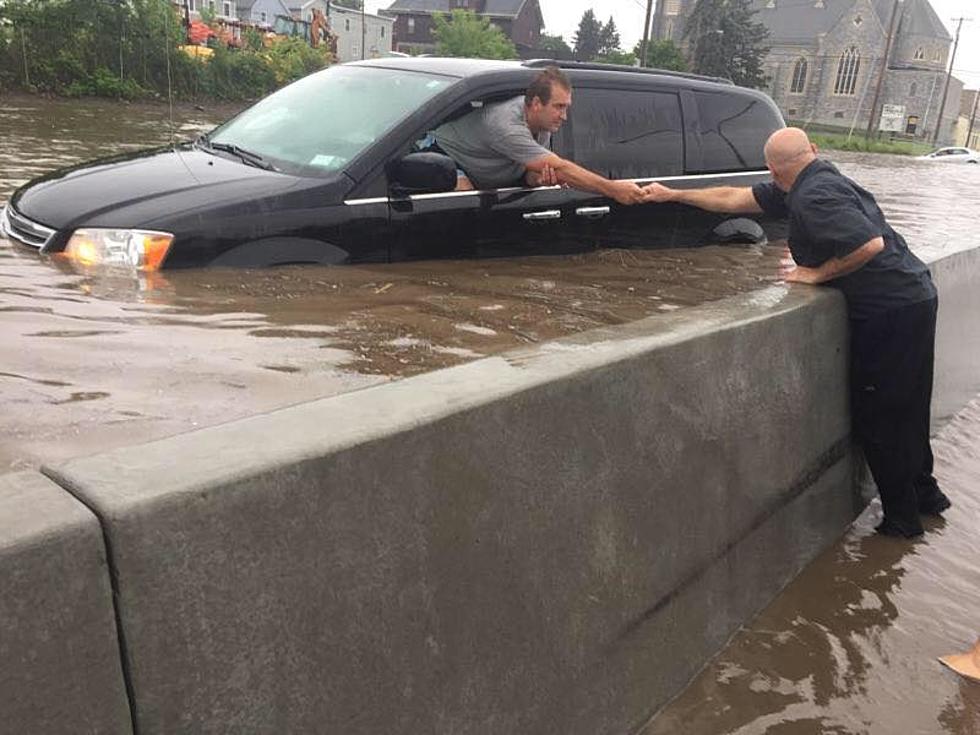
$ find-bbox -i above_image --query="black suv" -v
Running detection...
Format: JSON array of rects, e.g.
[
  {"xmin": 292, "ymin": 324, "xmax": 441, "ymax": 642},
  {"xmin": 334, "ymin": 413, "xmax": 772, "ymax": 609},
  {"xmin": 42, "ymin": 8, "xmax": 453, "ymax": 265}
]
[{"xmin": 1, "ymin": 58, "xmax": 785, "ymax": 270}]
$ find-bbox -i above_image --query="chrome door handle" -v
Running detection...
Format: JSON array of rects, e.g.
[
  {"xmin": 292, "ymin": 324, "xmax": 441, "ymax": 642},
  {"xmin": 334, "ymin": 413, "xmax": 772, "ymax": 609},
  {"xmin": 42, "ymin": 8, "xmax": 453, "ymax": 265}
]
[
  {"xmin": 523, "ymin": 210, "xmax": 562, "ymax": 221},
  {"xmin": 576, "ymin": 206, "xmax": 610, "ymax": 219}
]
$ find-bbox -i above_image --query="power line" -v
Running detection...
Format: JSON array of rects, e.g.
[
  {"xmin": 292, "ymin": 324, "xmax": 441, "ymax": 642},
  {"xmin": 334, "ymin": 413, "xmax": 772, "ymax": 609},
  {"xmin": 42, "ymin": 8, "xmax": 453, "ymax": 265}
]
[{"xmin": 933, "ymin": 16, "xmax": 971, "ymax": 143}]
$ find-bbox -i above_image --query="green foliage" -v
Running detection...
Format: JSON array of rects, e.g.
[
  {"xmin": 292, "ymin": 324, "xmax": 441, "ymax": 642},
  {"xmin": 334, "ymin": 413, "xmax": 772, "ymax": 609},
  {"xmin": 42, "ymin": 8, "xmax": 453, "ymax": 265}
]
[
  {"xmin": 684, "ymin": 0, "xmax": 769, "ymax": 88},
  {"xmin": 572, "ymin": 9, "xmax": 602, "ymax": 61},
  {"xmin": 243, "ymin": 26, "xmax": 265, "ymax": 52},
  {"xmin": 634, "ymin": 39, "xmax": 688, "ymax": 72},
  {"xmin": 0, "ymin": 0, "xmax": 333, "ymax": 100},
  {"xmin": 596, "ymin": 50, "xmax": 636, "ymax": 67},
  {"xmin": 432, "ymin": 9, "xmax": 517, "ymax": 60},
  {"xmin": 539, "ymin": 33, "xmax": 572, "ymax": 58},
  {"xmin": 597, "ymin": 16, "xmax": 620, "ymax": 57},
  {"xmin": 808, "ymin": 133, "xmax": 933, "ymax": 156}
]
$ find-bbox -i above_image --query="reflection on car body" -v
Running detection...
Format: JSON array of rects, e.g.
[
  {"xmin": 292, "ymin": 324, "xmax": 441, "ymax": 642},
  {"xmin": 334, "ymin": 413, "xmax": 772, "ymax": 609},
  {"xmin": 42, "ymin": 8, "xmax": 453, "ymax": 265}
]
[{"xmin": 1, "ymin": 58, "xmax": 786, "ymax": 270}]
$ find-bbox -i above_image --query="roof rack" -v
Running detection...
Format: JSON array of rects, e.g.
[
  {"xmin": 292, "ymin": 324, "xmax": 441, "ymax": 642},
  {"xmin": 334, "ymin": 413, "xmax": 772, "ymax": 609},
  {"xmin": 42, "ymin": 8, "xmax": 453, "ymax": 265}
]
[{"xmin": 522, "ymin": 59, "xmax": 733, "ymax": 86}]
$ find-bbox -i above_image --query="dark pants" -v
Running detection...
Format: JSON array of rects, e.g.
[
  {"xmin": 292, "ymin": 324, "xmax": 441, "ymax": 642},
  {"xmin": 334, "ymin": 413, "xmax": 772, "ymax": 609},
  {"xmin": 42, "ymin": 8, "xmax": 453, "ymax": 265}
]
[{"xmin": 850, "ymin": 296, "xmax": 942, "ymax": 534}]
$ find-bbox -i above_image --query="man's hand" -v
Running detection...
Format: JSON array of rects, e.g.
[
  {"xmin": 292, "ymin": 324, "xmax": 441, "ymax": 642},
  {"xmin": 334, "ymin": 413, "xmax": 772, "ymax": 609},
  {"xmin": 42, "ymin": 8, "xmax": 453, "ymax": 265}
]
[
  {"xmin": 525, "ymin": 165, "xmax": 559, "ymax": 188},
  {"xmin": 642, "ymin": 182, "xmax": 677, "ymax": 203},
  {"xmin": 607, "ymin": 180, "xmax": 646, "ymax": 205}
]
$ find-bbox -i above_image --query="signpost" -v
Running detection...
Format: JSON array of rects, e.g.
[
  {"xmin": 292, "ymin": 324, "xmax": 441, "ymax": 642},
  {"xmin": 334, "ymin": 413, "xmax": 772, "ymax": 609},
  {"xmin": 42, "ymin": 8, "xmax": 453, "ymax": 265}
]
[{"xmin": 879, "ymin": 104, "xmax": 906, "ymax": 133}]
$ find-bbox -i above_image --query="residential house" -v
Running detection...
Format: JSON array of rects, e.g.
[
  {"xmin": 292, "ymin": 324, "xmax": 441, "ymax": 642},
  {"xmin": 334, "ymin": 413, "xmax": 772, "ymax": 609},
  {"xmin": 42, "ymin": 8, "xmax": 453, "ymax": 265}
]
[
  {"xmin": 287, "ymin": 2, "xmax": 393, "ymax": 61},
  {"xmin": 380, "ymin": 0, "xmax": 544, "ymax": 56},
  {"xmin": 656, "ymin": 0, "xmax": 963, "ymax": 144},
  {"xmin": 236, "ymin": 0, "xmax": 293, "ymax": 25},
  {"xmin": 955, "ymin": 89, "xmax": 979, "ymax": 148}
]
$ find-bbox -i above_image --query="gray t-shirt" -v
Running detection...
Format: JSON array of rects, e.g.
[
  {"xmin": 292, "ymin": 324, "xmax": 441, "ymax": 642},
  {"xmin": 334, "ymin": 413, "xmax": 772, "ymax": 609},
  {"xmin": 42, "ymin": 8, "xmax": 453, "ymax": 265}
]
[{"xmin": 434, "ymin": 96, "xmax": 551, "ymax": 189}]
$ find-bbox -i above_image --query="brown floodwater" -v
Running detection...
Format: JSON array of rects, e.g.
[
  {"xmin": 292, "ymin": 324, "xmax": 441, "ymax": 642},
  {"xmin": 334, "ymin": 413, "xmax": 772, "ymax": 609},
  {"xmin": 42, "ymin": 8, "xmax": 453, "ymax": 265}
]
[{"xmin": 2, "ymin": 93, "xmax": 979, "ymax": 734}]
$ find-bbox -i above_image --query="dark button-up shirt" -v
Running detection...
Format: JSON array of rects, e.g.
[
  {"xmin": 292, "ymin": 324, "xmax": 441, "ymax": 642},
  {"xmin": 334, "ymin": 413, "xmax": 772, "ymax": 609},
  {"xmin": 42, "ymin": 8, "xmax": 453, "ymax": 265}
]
[{"xmin": 752, "ymin": 159, "xmax": 935, "ymax": 320}]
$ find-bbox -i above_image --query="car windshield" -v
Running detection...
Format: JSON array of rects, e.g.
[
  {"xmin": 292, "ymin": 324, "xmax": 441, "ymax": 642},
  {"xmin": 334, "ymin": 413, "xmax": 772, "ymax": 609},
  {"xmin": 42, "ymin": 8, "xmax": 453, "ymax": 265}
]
[{"xmin": 207, "ymin": 65, "xmax": 454, "ymax": 176}]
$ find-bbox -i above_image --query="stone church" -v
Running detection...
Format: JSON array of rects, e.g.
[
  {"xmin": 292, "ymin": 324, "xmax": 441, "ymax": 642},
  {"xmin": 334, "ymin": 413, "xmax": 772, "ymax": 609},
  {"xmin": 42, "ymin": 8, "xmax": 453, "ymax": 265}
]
[{"xmin": 655, "ymin": 0, "xmax": 964, "ymax": 144}]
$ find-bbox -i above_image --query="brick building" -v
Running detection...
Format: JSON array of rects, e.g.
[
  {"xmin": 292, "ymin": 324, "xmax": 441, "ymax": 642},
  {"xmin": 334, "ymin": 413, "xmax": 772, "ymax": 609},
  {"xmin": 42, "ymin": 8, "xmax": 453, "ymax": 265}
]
[
  {"xmin": 380, "ymin": 0, "xmax": 544, "ymax": 56},
  {"xmin": 656, "ymin": 0, "xmax": 963, "ymax": 144}
]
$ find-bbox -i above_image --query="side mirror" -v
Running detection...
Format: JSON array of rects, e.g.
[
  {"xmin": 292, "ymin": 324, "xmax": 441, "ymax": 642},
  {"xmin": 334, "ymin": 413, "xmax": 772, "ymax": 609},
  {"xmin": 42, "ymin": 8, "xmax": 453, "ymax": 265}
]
[{"xmin": 387, "ymin": 152, "xmax": 457, "ymax": 196}]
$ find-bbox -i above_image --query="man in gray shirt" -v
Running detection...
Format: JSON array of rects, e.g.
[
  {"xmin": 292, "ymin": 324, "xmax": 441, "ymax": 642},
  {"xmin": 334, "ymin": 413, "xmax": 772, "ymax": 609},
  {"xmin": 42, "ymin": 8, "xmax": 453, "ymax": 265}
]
[{"xmin": 433, "ymin": 67, "xmax": 645, "ymax": 206}]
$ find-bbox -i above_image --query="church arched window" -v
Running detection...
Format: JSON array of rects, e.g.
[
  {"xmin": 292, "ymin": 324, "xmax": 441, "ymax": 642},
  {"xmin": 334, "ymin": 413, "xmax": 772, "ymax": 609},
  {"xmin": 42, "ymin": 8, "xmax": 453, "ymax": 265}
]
[
  {"xmin": 914, "ymin": 47, "xmax": 925, "ymax": 60},
  {"xmin": 790, "ymin": 57, "xmax": 808, "ymax": 94},
  {"xmin": 834, "ymin": 47, "xmax": 860, "ymax": 95}
]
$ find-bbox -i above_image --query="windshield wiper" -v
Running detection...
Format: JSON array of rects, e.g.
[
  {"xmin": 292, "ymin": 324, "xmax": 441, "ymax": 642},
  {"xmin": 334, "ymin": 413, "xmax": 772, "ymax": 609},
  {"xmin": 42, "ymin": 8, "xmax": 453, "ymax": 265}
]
[{"xmin": 204, "ymin": 139, "xmax": 278, "ymax": 171}]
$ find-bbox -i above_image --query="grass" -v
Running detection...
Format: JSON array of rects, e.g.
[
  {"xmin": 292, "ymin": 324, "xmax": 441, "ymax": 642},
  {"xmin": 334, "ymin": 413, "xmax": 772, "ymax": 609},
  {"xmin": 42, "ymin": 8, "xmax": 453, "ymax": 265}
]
[{"xmin": 807, "ymin": 132, "xmax": 934, "ymax": 156}]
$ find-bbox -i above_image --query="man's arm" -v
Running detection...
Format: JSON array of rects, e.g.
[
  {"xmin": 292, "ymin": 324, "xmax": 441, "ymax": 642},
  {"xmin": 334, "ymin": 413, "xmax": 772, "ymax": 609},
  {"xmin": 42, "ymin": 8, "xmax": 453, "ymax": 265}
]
[
  {"xmin": 784, "ymin": 237, "xmax": 885, "ymax": 284},
  {"xmin": 525, "ymin": 153, "xmax": 645, "ymax": 205},
  {"xmin": 642, "ymin": 183, "xmax": 763, "ymax": 213}
]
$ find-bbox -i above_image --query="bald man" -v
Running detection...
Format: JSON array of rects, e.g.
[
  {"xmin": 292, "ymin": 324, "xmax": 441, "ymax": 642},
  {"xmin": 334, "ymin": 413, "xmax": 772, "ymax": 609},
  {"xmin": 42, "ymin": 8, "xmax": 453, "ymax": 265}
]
[{"xmin": 644, "ymin": 127, "xmax": 948, "ymax": 538}]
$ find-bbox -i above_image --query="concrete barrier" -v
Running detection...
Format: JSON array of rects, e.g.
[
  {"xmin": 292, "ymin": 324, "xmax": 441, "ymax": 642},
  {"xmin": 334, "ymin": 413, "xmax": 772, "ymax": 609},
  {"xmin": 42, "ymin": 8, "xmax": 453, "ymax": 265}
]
[
  {"xmin": 0, "ymin": 471, "xmax": 132, "ymax": 735},
  {"xmin": 931, "ymin": 247, "xmax": 980, "ymax": 428},
  {"xmin": 47, "ymin": 285, "xmax": 864, "ymax": 735}
]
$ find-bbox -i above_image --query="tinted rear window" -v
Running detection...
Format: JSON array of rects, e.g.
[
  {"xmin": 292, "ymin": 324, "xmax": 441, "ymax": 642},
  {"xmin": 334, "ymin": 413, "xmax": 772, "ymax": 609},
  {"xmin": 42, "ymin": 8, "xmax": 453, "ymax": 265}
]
[
  {"xmin": 566, "ymin": 88, "xmax": 684, "ymax": 179},
  {"xmin": 690, "ymin": 91, "xmax": 781, "ymax": 173}
]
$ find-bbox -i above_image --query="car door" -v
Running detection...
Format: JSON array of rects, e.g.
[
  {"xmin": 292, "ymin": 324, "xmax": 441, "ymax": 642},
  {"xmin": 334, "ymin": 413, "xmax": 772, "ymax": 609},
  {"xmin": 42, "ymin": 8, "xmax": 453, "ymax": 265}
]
[
  {"xmin": 378, "ymin": 93, "xmax": 583, "ymax": 263},
  {"xmin": 557, "ymin": 85, "xmax": 688, "ymax": 250}
]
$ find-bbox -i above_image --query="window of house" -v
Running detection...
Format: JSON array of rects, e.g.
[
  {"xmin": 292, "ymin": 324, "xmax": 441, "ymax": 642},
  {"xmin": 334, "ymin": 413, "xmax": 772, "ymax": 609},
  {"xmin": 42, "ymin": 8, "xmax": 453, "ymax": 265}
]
[
  {"xmin": 914, "ymin": 47, "xmax": 925, "ymax": 60},
  {"xmin": 345, "ymin": 18, "xmax": 351, "ymax": 31},
  {"xmin": 690, "ymin": 91, "xmax": 782, "ymax": 172},
  {"xmin": 834, "ymin": 111, "xmax": 845, "ymax": 118},
  {"xmin": 853, "ymin": 14, "xmax": 863, "ymax": 25},
  {"xmin": 381, "ymin": 26, "xmax": 386, "ymax": 38},
  {"xmin": 222, "ymin": 1, "xmax": 231, "ymax": 17},
  {"xmin": 790, "ymin": 57, "xmax": 808, "ymax": 94},
  {"xmin": 260, "ymin": 11, "xmax": 267, "ymax": 23},
  {"xmin": 933, "ymin": 49, "xmax": 941, "ymax": 62},
  {"xmin": 188, "ymin": 0, "xmax": 197, "ymax": 11},
  {"xmin": 567, "ymin": 89, "xmax": 684, "ymax": 178},
  {"xmin": 834, "ymin": 47, "xmax": 860, "ymax": 95},
  {"xmin": 408, "ymin": 17, "xmax": 416, "ymax": 34}
]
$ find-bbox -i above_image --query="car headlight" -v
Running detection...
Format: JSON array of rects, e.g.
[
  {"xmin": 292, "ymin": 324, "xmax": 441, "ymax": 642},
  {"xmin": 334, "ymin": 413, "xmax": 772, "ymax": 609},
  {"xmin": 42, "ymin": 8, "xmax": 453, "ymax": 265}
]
[{"xmin": 64, "ymin": 228, "xmax": 173, "ymax": 271}]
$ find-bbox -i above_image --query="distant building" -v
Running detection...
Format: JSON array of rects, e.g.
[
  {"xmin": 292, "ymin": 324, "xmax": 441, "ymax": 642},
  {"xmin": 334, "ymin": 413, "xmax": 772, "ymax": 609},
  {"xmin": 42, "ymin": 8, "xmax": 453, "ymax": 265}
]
[
  {"xmin": 380, "ymin": 0, "xmax": 544, "ymax": 56},
  {"xmin": 955, "ymin": 89, "xmax": 979, "ymax": 148},
  {"xmin": 177, "ymin": 0, "xmax": 291, "ymax": 25},
  {"xmin": 286, "ymin": 3, "xmax": 393, "ymax": 61},
  {"xmin": 656, "ymin": 0, "xmax": 964, "ymax": 144}
]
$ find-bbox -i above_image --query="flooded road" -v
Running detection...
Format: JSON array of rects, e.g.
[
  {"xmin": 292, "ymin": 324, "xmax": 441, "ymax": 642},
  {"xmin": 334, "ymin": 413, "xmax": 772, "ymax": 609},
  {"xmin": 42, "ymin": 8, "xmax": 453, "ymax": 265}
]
[{"xmin": 2, "ymin": 94, "xmax": 980, "ymax": 734}]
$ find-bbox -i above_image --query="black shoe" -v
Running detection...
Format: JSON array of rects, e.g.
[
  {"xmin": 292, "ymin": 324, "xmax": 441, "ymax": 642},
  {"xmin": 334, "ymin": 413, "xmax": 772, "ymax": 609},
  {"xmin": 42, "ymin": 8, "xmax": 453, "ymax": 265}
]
[
  {"xmin": 919, "ymin": 492, "xmax": 952, "ymax": 516},
  {"xmin": 875, "ymin": 518, "xmax": 924, "ymax": 538}
]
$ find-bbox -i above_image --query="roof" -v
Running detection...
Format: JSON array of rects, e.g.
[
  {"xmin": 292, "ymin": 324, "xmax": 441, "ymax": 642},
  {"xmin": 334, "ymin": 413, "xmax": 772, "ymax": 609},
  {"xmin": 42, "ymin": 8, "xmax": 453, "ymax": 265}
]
[
  {"xmin": 382, "ymin": 0, "xmax": 529, "ymax": 18},
  {"xmin": 881, "ymin": 0, "xmax": 951, "ymax": 41},
  {"xmin": 750, "ymin": 0, "xmax": 950, "ymax": 45}
]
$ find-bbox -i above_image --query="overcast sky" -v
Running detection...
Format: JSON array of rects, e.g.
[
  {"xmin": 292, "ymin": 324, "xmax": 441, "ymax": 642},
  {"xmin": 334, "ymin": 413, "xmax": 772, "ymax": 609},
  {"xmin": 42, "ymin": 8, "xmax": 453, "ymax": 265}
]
[{"xmin": 364, "ymin": 0, "xmax": 980, "ymax": 90}]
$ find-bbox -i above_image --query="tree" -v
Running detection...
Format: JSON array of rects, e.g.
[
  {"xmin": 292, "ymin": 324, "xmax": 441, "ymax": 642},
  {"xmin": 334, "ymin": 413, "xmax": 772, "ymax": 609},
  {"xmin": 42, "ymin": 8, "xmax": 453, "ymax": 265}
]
[
  {"xmin": 634, "ymin": 39, "xmax": 688, "ymax": 72},
  {"xmin": 596, "ymin": 50, "xmax": 636, "ymax": 66},
  {"xmin": 539, "ymin": 32, "xmax": 572, "ymax": 59},
  {"xmin": 572, "ymin": 9, "xmax": 602, "ymax": 61},
  {"xmin": 598, "ymin": 16, "xmax": 620, "ymax": 57},
  {"xmin": 432, "ymin": 9, "xmax": 517, "ymax": 60},
  {"xmin": 683, "ymin": 0, "xmax": 769, "ymax": 88}
]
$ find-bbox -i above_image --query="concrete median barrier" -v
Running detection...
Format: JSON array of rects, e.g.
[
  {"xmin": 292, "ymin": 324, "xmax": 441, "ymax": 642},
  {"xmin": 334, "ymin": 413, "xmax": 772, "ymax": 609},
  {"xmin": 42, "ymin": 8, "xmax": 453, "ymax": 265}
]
[
  {"xmin": 47, "ymin": 285, "xmax": 862, "ymax": 735},
  {"xmin": 0, "ymin": 471, "xmax": 132, "ymax": 735},
  {"xmin": 931, "ymin": 247, "xmax": 980, "ymax": 427}
]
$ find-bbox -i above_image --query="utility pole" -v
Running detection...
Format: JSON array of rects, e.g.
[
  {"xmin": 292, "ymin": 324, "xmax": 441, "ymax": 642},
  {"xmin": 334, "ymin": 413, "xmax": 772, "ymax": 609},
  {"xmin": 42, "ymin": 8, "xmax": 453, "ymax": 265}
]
[
  {"xmin": 361, "ymin": 0, "xmax": 366, "ymax": 60},
  {"xmin": 933, "ymin": 16, "xmax": 970, "ymax": 145},
  {"xmin": 639, "ymin": 0, "xmax": 655, "ymax": 68},
  {"xmin": 968, "ymin": 89, "xmax": 980, "ymax": 148},
  {"xmin": 865, "ymin": 0, "xmax": 901, "ymax": 140}
]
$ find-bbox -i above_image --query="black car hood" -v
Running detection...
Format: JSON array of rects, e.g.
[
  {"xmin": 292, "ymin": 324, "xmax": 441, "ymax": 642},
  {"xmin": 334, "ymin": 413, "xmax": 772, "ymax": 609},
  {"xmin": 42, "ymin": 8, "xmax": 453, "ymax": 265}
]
[{"xmin": 11, "ymin": 145, "xmax": 328, "ymax": 230}]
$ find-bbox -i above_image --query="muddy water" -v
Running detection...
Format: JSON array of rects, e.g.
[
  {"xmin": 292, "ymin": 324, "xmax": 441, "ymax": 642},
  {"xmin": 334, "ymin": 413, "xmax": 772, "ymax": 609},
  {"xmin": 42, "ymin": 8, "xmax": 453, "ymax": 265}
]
[
  {"xmin": 643, "ymin": 399, "xmax": 980, "ymax": 735},
  {"xmin": 2, "ymin": 95, "xmax": 980, "ymax": 734}
]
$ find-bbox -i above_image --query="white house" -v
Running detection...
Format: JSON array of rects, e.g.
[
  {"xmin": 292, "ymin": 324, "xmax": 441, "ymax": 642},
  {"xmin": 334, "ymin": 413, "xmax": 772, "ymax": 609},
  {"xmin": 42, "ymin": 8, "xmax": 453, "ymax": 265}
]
[
  {"xmin": 289, "ymin": 1, "xmax": 394, "ymax": 61},
  {"xmin": 235, "ymin": 0, "xmax": 293, "ymax": 26}
]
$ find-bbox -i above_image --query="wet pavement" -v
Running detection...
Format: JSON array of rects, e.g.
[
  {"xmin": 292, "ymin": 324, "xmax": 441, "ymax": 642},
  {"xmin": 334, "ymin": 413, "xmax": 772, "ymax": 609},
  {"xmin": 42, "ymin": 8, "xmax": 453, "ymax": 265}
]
[{"xmin": 2, "ymin": 93, "xmax": 980, "ymax": 734}]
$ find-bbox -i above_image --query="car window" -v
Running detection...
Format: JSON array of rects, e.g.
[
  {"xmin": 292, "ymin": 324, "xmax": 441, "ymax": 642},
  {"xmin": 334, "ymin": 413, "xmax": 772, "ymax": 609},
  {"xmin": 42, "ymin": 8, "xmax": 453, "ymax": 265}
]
[
  {"xmin": 566, "ymin": 88, "xmax": 684, "ymax": 179},
  {"xmin": 690, "ymin": 91, "xmax": 781, "ymax": 173},
  {"xmin": 208, "ymin": 66, "xmax": 453, "ymax": 177}
]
